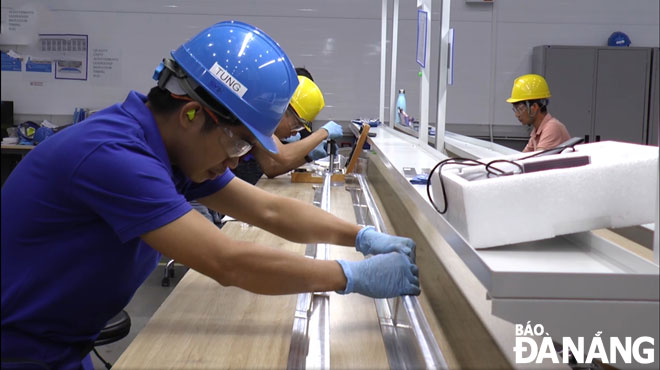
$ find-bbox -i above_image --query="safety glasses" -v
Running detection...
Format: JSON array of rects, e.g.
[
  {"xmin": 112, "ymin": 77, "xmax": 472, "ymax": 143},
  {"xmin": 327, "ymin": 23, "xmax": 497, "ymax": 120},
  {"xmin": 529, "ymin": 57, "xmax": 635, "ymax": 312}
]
[
  {"xmin": 286, "ymin": 105, "xmax": 311, "ymax": 132},
  {"xmin": 220, "ymin": 125, "xmax": 253, "ymax": 158},
  {"xmin": 511, "ymin": 103, "xmax": 529, "ymax": 115}
]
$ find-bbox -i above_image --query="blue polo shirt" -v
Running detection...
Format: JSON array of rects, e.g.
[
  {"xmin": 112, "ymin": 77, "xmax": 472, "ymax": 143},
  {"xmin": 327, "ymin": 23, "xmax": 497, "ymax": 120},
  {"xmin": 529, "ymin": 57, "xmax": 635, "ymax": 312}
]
[{"xmin": 1, "ymin": 91, "xmax": 234, "ymax": 369}]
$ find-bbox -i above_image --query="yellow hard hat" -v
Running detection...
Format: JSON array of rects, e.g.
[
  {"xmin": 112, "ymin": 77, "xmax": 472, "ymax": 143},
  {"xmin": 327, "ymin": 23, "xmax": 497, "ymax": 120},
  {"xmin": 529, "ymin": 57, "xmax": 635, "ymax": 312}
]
[
  {"xmin": 506, "ymin": 74, "xmax": 552, "ymax": 103},
  {"xmin": 289, "ymin": 76, "xmax": 325, "ymax": 126}
]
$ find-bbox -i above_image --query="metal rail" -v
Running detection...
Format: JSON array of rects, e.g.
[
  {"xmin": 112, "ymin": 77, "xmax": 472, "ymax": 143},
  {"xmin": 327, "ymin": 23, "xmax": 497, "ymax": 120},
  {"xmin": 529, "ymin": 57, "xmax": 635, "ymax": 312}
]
[
  {"xmin": 346, "ymin": 173, "xmax": 449, "ymax": 369},
  {"xmin": 287, "ymin": 161, "xmax": 334, "ymax": 369},
  {"xmin": 288, "ymin": 145, "xmax": 447, "ymax": 369}
]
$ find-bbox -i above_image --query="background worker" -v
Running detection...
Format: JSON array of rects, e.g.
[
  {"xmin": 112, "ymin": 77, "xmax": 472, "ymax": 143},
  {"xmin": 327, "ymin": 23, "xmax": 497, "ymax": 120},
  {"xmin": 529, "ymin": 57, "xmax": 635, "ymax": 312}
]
[
  {"xmin": 194, "ymin": 75, "xmax": 338, "ymax": 223},
  {"xmin": 293, "ymin": 66, "xmax": 318, "ymax": 142},
  {"xmin": 507, "ymin": 74, "xmax": 570, "ymax": 152},
  {"xmin": 295, "ymin": 66, "xmax": 315, "ymax": 84},
  {"xmin": 233, "ymin": 73, "xmax": 343, "ymax": 185},
  {"xmin": 1, "ymin": 21, "xmax": 419, "ymax": 370}
]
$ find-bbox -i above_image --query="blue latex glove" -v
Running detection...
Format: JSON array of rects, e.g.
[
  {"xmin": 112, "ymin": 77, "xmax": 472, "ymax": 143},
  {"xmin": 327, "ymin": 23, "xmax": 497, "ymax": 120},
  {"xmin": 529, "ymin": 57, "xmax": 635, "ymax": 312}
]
[
  {"xmin": 336, "ymin": 252, "xmax": 420, "ymax": 298},
  {"xmin": 355, "ymin": 226, "xmax": 415, "ymax": 262},
  {"xmin": 282, "ymin": 132, "xmax": 301, "ymax": 143},
  {"xmin": 307, "ymin": 140, "xmax": 339, "ymax": 161},
  {"xmin": 307, "ymin": 141, "xmax": 329, "ymax": 161},
  {"xmin": 321, "ymin": 121, "xmax": 343, "ymax": 140}
]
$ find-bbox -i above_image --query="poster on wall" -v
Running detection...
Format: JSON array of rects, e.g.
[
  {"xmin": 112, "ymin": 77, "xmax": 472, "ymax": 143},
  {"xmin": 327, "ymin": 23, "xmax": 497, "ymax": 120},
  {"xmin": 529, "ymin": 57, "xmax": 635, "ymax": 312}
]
[
  {"xmin": 39, "ymin": 34, "xmax": 88, "ymax": 81},
  {"xmin": 1, "ymin": 51, "xmax": 22, "ymax": 72},
  {"xmin": 90, "ymin": 46, "xmax": 122, "ymax": 86},
  {"xmin": 25, "ymin": 58, "xmax": 52, "ymax": 73},
  {"xmin": 24, "ymin": 55, "xmax": 53, "ymax": 86},
  {"xmin": 0, "ymin": 2, "xmax": 40, "ymax": 45}
]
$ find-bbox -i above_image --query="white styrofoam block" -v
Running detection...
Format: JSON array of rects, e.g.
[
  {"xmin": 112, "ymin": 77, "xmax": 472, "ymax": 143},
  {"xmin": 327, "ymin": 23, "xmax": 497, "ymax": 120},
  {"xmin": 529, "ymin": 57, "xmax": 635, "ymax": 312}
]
[{"xmin": 432, "ymin": 141, "xmax": 659, "ymax": 249}]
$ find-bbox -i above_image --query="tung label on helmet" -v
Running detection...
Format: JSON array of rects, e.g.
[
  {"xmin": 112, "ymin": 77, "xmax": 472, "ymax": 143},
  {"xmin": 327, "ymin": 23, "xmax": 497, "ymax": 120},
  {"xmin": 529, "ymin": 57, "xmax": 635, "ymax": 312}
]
[{"xmin": 209, "ymin": 62, "xmax": 247, "ymax": 98}]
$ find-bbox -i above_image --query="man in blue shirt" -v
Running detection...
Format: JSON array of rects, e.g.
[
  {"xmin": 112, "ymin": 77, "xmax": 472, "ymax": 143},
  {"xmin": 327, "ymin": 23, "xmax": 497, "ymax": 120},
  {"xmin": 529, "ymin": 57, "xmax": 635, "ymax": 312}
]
[{"xmin": 1, "ymin": 21, "xmax": 419, "ymax": 369}]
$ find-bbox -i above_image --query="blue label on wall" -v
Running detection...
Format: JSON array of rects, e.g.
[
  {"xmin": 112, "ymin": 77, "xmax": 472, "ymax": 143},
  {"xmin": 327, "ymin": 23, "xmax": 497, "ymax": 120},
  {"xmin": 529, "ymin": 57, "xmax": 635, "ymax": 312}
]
[
  {"xmin": 26, "ymin": 58, "xmax": 52, "ymax": 73},
  {"xmin": 1, "ymin": 51, "xmax": 22, "ymax": 72}
]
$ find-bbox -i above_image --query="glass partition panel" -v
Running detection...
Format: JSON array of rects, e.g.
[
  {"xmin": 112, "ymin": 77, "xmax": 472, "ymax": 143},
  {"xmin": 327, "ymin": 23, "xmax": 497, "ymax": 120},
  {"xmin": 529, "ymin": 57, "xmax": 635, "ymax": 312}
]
[{"xmin": 384, "ymin": 0, "xmax": 450, "ymax": 152}]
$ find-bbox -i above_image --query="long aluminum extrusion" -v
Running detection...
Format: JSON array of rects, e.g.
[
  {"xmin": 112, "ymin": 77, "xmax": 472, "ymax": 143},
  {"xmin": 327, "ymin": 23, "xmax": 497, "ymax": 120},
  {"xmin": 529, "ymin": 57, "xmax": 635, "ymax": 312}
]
[
  {"xmin": 347, "ymin": 173, "xmax": 449, "ymax": 369},
  {"xmin": 287, "ymin": 157, "xmax": 447, "ymax": 369},
  {"xmin": 287, "ymin": 174, "xmax": 333, "ymax": 369}
]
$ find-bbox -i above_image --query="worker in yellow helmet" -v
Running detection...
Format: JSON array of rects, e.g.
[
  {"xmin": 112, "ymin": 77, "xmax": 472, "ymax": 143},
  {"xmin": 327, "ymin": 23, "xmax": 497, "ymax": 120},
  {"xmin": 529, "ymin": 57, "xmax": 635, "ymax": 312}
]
[
  {"xmin": 507, "ymin": 74, "xmax": 570, "ymax": 152},
  {"xmin": 233, "ymin": 71, "xmax": 343, "ymax": 184}
]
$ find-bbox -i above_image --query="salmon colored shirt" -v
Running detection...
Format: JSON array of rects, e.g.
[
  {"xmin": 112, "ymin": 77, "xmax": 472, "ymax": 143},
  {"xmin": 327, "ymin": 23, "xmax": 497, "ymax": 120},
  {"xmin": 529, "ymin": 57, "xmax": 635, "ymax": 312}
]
[{"xmin": 523, "ymin": 113, "xmax": 571, "ymax": 152}]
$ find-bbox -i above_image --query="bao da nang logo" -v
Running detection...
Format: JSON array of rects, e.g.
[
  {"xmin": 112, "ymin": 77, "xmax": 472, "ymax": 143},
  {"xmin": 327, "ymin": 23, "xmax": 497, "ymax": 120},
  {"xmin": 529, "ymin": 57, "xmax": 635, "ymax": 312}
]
[{"xmin": 514, "ymin": 322, "xmax": 655, "ymax": 365}]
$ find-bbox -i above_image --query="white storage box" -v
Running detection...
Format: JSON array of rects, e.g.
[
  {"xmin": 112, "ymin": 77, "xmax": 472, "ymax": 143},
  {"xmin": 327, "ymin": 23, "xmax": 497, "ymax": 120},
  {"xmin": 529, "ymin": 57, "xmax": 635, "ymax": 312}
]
[{"xmin": 432, "ymin": 141, "xmax": 658, "ymax": 249}]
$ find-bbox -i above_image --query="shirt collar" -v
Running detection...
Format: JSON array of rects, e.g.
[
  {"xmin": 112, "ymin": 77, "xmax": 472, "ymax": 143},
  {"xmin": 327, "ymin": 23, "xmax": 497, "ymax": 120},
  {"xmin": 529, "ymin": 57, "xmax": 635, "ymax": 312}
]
[
  {"xmin": 120, "ymin": 91, "xmax": 172, "ymax": 175},
  {"xmin": 531, "ymin": 113, "xmax": 553, "ymax": 137}
]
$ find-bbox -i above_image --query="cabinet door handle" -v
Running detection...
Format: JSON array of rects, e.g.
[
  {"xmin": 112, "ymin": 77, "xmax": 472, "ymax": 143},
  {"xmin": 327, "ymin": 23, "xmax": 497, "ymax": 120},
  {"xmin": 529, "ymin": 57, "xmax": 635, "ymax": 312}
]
[
  {"xmin": 584, "ymin": 134, "xmax": 590, "ymax": 143},
  {"xmin": 596, "ymin": 135, "xmax": 601, "ymax": 142}
]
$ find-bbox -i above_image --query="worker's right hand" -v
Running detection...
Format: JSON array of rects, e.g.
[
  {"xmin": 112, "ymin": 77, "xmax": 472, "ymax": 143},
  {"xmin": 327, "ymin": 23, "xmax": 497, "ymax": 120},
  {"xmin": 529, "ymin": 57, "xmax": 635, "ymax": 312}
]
[
  {"xmin": 283, "ymin": 132, "xmax": 301, "ymax": 143},
  {"xmin": 355, "ymin": 226, "xmax": 415, "ymax": 262},
  {"xmin": 307, "ymin": 140, "xmax": 338, "ymax": 161},
  {"xmin": 336, "ymin": 252, "xmax": 420, "ymax": 298},
  {"xmin": 321, "ymin": 121, "xmax": 343, "ymax": 140}
]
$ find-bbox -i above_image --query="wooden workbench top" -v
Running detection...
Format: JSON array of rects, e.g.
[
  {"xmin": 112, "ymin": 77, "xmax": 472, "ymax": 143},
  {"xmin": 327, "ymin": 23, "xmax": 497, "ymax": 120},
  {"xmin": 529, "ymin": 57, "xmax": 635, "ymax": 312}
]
[
  {"xmin": 114, "ymin": 176, "xmax": 388, "ymax": 369},
  {"xmin": 1, "ymin": 144, "xmax": 35, "ymax": 150}
]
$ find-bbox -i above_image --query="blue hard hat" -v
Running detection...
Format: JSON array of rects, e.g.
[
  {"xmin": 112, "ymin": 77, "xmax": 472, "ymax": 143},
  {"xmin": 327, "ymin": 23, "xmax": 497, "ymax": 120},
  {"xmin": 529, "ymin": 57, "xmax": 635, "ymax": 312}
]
[
  {"xmin": 607, "ymin": 31, "xmax": 631, "ymax": 47},
  {"xmin": 17, "ymin": 121, "xmax": 41, "ymax": 144},
  {"xmin": 33, "ymin": 126, "xmax": 54, "ymax": 144},
  {"xmin": 170, "ymin": 21, "xmax": 298, "ymax": 154}
]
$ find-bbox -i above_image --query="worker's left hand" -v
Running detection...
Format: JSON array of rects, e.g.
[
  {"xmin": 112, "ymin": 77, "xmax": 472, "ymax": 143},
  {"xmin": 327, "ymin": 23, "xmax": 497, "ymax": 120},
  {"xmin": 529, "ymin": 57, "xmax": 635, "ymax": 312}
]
[
  {"xmin": 336, "ymin": 252, "xmax": 420, "ymax": 298},
  {"xmin": 321, "ymin": 121, "xmax": 343, "ymax": 140},
  {"xmin": 307, "ymin": 140, "xmax": 338, "ymax": 161},
  {"xmin": 355, "ymin": 226, "xmax": 416, "ymax": 262}
]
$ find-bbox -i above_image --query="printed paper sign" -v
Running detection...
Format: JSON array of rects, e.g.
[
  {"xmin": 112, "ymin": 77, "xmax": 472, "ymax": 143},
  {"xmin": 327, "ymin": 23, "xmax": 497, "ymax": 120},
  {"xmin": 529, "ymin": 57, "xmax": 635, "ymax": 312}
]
[
  {"xmin": 0, "ymin": 3, "xmax": 39, "ymax": 45},
  {"xmin": 40, "ymin": 34, "xmax": 88, "ymax": 81},
  {"xmin": 91, "ymin": 47, "xmax": 121, "ymax": 85},
  {"xmin": 1, "ymin": 51, "xmax": 22, "ymax": 72}
]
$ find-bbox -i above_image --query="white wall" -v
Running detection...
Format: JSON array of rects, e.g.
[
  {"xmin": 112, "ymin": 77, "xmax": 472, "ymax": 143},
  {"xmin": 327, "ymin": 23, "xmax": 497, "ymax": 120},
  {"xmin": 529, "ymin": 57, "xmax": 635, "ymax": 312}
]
[
  {"xmin": 0, "ymin": 0, "xmax": 428, "ymax": 122},
  {"xmin": 447, "ymin": 0, "xmax": 660, "ymax": 134},
  {"xmin": 1, "ymin": 0, "xmax": 658, "ymax": 134}
]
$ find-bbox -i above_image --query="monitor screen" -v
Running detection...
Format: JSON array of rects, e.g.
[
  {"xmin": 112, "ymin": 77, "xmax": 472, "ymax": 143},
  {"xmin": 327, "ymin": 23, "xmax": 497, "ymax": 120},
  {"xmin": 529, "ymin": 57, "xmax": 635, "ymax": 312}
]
[{"xmin": 1, "ymin": 101, "xmax": 14, "ymax": 126}]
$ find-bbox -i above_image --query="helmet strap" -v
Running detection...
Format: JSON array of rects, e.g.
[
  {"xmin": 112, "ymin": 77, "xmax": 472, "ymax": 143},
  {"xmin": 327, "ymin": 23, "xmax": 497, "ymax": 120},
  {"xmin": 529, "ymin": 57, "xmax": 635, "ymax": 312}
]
[
  {"xmin": 527, "ymin": 99, "xmax": 547, "ymax": 120},
  {"xmin": 523, "ymin": 101, "xmax": 535, "ymax": 119},
  {"xmin": 156, "ymin": 58, "xmax": 236, "ymax": 123}
]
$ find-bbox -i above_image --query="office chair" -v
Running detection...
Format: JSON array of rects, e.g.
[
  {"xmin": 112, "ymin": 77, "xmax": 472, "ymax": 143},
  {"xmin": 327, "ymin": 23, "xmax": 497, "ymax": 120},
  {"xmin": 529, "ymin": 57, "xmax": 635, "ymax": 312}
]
[
  {"xmin": 162, "ymin": 259, "xmax": 176, "ymax": 287},
  {"xmin": 0, "ymin": 311, "xmax": 131, "ymax": 370},
  {"xmin": 92, "ymin": 310, "xmax": 131, "ymax": 369}
]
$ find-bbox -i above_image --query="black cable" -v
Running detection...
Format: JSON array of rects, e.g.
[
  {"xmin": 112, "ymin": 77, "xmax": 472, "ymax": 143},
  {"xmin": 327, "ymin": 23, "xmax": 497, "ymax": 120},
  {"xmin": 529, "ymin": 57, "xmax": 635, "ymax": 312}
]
[
  {"xmin": 93, "ymin": 348, "xmax": 112, "ymax": 369},
  {"xmin": 426, "ymin": 158, "xmax": 485, "ymax": 214},
  {"xmin": 426, "ymin": 144, "xmax": 579, "ymax": 215}
]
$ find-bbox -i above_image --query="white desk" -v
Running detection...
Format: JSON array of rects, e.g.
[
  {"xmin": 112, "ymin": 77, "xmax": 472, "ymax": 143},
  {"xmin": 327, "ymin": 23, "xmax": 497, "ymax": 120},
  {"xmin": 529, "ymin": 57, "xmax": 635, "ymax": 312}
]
[{"xmin": 356, "ymin": 123, "xmax": 659, "ymax": 368}]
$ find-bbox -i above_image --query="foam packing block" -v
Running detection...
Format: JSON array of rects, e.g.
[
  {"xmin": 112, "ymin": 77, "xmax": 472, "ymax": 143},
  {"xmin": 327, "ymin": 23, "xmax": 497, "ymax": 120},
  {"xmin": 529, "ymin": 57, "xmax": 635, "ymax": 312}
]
[{"xmin": 431, "ymin": 141, "xmax": 658, "ymax": 249}]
